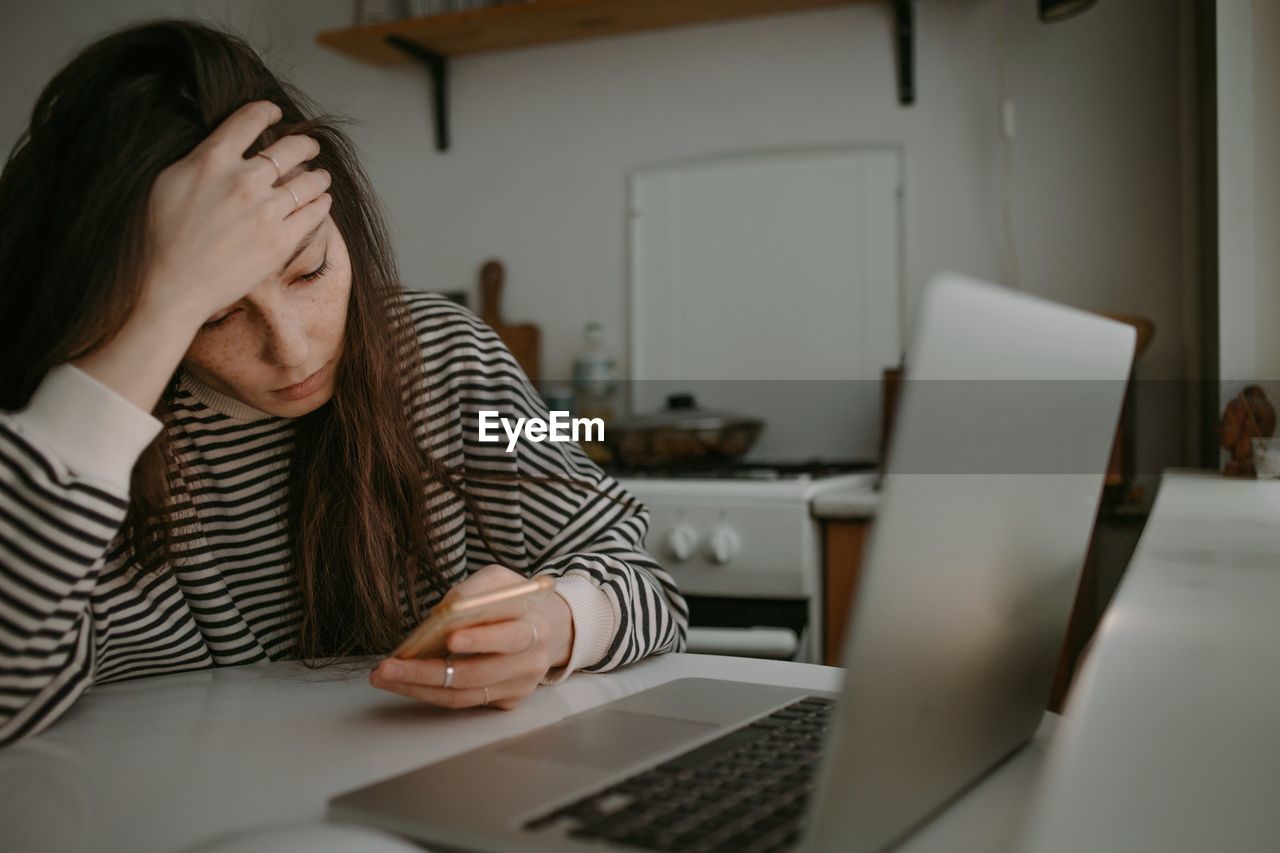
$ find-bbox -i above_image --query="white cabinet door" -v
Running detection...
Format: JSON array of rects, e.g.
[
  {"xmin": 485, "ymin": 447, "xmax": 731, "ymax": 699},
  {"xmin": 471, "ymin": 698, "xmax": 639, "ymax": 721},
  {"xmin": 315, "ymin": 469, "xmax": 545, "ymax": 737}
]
[{"xmin": 628, "ymin": 147, "xmax": 903, "ymax": 459}]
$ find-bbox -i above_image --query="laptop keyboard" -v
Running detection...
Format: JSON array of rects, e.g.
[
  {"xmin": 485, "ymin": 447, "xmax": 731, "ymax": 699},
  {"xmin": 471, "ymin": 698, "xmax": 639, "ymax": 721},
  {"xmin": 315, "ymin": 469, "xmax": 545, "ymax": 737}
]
[{"xmin": 523, "ymin": 695, "xmax": 835, "ymax": 852}]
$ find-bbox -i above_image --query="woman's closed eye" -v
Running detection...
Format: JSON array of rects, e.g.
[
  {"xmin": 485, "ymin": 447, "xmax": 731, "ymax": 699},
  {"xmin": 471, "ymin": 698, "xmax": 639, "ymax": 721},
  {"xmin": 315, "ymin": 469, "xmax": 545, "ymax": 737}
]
[
  {"xmin": 199, "ymin": 256, "xmax": 331, "ymax": 330},
  {"xmin": 298, "ymin": 255, "xmax": 330, "ymax": 283},
  {"xmin": 201, "ymin": 309, "xmax": 238, "ymax": 330}
]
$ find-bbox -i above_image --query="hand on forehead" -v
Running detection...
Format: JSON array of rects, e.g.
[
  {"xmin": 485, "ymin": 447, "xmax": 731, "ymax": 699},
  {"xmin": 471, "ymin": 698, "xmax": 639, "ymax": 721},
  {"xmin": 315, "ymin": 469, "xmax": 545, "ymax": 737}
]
[{"xmin": 278, "ymin": 163, "xmax": 310, "ymax": 184}]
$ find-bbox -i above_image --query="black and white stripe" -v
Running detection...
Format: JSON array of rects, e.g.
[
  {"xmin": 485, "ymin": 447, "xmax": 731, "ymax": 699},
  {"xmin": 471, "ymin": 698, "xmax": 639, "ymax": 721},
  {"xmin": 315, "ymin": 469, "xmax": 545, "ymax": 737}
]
[{"xmin": 0, "ymin": 292, "xmax": 687, "ymax": 746}]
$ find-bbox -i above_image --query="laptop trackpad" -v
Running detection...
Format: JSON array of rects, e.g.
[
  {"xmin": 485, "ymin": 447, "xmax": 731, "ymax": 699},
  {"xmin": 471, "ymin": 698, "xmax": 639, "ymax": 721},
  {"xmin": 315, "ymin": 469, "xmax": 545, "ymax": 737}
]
[{"xmin": 494, "ymin": 710, "xmax": 717, "ymax": 769}]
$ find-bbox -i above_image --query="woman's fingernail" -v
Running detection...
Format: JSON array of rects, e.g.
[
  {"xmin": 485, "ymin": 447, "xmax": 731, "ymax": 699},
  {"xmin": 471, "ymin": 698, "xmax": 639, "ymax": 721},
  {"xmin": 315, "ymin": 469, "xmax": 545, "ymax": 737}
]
[{"xmin": 381, "ymin": 660, "xmax": 404, "ymax": 680}]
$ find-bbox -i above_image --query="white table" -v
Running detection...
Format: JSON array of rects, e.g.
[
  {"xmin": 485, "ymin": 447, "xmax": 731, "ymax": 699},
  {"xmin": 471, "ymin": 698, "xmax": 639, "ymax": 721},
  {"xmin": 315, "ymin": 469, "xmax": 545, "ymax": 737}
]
[
  {"xmin": 1022, "ymin": 472, "xmax": 1280, "ymax": 851},
  {"xmin": 1, "ymin": 653, "xmax": 1055, "ymax": 852}
]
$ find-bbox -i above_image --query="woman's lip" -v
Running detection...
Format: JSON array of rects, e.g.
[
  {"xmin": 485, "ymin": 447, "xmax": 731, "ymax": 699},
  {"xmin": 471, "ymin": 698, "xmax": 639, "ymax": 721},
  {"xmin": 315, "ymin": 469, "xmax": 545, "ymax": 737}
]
[{"xmin": 273, "ymin": 364, "xmax": 326, "ymax": 400}]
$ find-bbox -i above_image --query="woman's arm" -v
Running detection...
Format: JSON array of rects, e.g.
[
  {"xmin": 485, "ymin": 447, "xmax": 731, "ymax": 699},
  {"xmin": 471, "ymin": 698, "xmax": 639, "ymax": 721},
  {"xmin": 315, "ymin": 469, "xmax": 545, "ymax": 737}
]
[
  {"xmin": 0, "ymin": 366, "xmax": 160, "ymax": 746},
  {"xmin": 0, "ymin": 101, "xmax": 330, "ymax": 745},
  {"xmin": 450, "ymin": 306, "xmax": 688, "ymax": 676},
  {"xmin": 492, "ymin": 393, "xmax": 688, "ymax": 680},
  {"xmin": 368, "ymin": 296, "xmax": 687, "ymax": 709}
]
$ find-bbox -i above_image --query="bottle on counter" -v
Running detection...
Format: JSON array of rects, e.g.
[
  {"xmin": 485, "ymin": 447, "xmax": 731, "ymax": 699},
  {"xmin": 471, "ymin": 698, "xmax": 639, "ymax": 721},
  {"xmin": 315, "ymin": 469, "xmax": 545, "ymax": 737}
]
[{"xmin": 571, "ymin": 321, "xmax": 618, "ymax": 424}]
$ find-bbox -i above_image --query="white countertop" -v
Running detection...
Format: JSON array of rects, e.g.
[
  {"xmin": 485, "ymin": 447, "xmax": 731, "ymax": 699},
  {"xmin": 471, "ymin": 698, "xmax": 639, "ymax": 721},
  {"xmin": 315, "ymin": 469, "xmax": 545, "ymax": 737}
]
[
  {"xmin": 1021, "ymin": 471, "xmax": 1280, "ymax": 851},
  {"xmin": 810, "ymin": 478, "xmax": 881, "ymax": 520},
  {"xmin": 1, "ymin": 653, "xmax": 1055, "ymax": 853}
]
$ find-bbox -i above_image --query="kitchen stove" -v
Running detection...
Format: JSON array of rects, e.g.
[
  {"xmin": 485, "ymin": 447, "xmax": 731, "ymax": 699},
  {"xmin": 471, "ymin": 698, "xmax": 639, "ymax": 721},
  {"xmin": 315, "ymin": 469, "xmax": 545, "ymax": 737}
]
[{"xmin": 612, "ymin": 460, "xmax": 879, "ymax": 664}]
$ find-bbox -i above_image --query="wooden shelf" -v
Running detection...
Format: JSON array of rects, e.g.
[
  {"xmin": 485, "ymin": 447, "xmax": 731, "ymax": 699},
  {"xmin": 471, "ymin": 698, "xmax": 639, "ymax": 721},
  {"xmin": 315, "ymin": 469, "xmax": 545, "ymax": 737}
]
[
  {"xmin": 317, "ymin": 0, "xmax": 869, "ymax": 64},
  {"xmin": 315, "ymin": 0, "xmax": 912, "ymax": 151}
]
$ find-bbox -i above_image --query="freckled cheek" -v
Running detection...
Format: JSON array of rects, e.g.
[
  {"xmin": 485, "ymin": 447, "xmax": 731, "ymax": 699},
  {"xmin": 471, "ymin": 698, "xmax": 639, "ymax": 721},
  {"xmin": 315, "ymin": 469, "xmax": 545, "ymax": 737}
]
[
  {"xmin": 185, "ymin": 336, "xmax": 270, "ymax": 393},
  {"xmin": 316, "ymin": 269, "xmax": 353, "ymax": 356}
]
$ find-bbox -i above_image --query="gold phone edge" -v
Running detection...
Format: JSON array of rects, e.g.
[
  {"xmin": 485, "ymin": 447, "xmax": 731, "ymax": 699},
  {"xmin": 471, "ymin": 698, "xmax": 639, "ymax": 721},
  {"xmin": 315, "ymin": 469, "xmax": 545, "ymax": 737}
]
[{"xmin": 390, "ymin": 575, "xmax": 555, "ymax": 659}]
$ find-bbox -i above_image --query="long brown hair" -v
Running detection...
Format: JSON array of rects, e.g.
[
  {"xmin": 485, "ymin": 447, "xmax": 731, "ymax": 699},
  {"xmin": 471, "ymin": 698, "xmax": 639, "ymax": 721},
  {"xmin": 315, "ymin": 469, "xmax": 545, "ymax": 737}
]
[{"xmin": 0, "ymin": 19, "xmax": 460, "ymax": 659}]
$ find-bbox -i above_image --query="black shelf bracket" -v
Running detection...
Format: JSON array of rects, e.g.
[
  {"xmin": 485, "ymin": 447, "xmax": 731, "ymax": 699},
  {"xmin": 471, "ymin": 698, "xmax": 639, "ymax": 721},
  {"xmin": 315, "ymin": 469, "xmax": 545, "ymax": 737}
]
[
  {"xmin": 891, "ymin": 0, "xmax": 914, "ymax": 105},
  {"xmin": 386, "ymin": 35, "xmax": 450, "ymax": 152}
]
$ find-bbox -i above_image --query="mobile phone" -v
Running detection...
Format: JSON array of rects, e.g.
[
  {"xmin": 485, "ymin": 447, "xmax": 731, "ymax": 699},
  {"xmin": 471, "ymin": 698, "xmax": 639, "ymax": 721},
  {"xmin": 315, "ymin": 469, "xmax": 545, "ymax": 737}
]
[{"xmin": 392, "ymin": 575, "xmax": 556, "ymax": 660}]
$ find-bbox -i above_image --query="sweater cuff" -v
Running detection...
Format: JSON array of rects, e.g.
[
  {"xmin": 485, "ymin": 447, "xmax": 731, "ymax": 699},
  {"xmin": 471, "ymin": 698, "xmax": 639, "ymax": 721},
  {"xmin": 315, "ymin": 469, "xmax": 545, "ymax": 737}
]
[
  {"xmin": 10, "ymin": 364, "xmax": 163, "ymax": 492},
  {"xmin": 541, "ymin": 574, "xmax": 616, "ymax": 686}
]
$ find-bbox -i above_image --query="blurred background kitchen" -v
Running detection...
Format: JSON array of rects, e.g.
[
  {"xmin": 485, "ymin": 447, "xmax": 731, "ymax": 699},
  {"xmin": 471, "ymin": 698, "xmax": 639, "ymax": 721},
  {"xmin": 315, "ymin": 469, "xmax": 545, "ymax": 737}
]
[{"xmin": 3, "ymin": 0, "xmax": 1272, "ymax": 706}]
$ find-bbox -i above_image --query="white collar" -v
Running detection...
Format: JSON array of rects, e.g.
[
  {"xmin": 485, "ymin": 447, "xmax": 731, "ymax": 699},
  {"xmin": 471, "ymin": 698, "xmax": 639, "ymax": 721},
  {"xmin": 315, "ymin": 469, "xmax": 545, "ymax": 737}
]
[{"xmin": 177, "ymin": 369, "xmax": 281, "ymax": 422}]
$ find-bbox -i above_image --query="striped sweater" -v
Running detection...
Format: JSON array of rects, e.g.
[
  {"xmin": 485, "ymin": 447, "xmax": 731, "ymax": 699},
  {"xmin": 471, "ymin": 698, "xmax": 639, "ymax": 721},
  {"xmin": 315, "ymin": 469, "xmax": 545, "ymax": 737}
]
[{"xmin": 0, "ymin": 292, "xmax": 688, "ymax": 746}]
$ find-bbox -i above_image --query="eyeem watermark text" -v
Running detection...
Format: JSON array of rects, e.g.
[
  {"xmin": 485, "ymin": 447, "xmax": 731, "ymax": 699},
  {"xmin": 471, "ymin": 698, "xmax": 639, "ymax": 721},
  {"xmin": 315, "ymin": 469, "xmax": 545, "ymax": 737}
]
[{"xmin": 478, "ymin": 411, "xmax": 604, "ymax": 452}]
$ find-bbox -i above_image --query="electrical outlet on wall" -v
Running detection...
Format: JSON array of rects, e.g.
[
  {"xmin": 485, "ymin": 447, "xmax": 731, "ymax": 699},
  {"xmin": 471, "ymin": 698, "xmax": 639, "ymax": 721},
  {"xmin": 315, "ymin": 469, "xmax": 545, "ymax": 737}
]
[{"xmin": 1001, "ymin": 97, "xmax": 1017, "ymax": 141}]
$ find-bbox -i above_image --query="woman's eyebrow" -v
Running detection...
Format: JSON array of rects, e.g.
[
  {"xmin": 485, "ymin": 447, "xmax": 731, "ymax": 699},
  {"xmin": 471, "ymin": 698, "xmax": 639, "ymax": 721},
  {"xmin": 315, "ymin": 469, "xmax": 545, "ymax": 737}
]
[{"xmin": 278, "ymin": 222, "xmax": 325, "ymax": 275}]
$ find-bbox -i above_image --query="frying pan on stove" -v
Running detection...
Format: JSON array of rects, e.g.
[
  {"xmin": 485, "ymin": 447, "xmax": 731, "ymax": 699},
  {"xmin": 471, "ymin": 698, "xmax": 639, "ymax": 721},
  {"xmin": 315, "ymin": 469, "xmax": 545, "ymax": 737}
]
[{"xmin": 604, "ymin": 393, "xmax": 763, "ymax": 468}]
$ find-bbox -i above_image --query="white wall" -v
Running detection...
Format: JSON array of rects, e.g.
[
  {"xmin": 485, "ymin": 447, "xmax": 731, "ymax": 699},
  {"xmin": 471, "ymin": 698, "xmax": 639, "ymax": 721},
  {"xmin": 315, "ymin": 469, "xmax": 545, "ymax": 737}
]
[
  {"xmin": 1217, "ymin": 0, "xmax": 1257, "ymax": 387},
  {"xmin": 0, "ymin": 1, "xmax": 269, "ymax": 123},
  {"xmin": 1217, "ymin": 0, "xmax": 1280, "ymax": 392},
  {"xmin": 1258, "ymin": 1, "xmax": 1280, "ymax": 382},
  {"xmin": 0, "ymin": 0, "xmax": 1194, "ymax": 469},
  {"xmin": 1247, "ymin": 0, "xmax": 1280, "ymax": 382}
]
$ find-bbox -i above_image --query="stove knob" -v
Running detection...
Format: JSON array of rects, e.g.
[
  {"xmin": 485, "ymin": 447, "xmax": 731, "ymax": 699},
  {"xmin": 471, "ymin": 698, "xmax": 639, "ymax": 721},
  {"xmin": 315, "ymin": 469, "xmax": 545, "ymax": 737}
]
[
  {"xmin": 708, "ymin": 526, "xmax": 741, "ymax": 565},
  {"xmin": 666, "ymin": 524, "xmax": 699, "ymax": 562}
]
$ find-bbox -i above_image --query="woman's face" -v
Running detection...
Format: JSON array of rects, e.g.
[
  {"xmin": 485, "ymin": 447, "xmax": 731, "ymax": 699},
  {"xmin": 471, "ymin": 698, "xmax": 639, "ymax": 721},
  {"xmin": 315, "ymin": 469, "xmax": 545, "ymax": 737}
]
[{"xmin": 182, "ymin": 214, "xmax": 351, "ymax": 418}]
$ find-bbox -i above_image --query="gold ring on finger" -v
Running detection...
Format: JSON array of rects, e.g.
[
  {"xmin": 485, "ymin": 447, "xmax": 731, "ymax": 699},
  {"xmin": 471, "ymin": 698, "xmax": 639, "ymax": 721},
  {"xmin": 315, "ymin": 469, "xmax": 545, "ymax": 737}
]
[
  {"xmin": 286, "ymin": 185, "xmax": 301, "ymax": 208},
  {"xmin": 483, "ymin": 686, "xmax": 490, "ymax": 706},
  {"xmin": 256, "ymin": 151, "xmax": 282, "ymax": 178}
]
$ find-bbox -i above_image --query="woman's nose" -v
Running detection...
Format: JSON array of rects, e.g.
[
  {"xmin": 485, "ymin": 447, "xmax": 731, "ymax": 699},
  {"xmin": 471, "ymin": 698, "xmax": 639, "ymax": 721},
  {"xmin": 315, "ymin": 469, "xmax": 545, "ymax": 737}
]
[{"xmin": 263, "ymin": 315, "xmax": 311, "ymax": 369}]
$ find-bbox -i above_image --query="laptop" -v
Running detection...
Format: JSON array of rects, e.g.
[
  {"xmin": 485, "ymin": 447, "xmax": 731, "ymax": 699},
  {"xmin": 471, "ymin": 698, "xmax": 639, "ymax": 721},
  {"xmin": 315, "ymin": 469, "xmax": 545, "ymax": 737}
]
[{"xmin": 329, "ymin": 273, "xmax": 1136, "ymax": 852}]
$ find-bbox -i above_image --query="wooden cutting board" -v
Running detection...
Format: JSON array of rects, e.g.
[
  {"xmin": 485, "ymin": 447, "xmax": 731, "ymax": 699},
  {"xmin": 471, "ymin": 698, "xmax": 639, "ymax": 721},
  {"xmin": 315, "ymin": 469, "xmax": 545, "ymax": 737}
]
[{"xmin": 479, "ymin": 259, "xmax": 541, "ymax": 386}]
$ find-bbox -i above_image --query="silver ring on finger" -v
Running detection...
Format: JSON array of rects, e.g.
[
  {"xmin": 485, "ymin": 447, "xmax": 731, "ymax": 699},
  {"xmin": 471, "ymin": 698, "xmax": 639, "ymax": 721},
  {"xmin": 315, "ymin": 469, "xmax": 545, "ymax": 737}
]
[
  {"xmin": 255, "ymin": 151, "xmax": 282, "ymax": 179},
  {"xmin": 527, "ymin": 619, "xmax": 540, "ymax": 649},
  {"xmin": 483, "ymin": 686, "xmax": 490, "ymax": 706},
  {"xmin": 442, "ymin": 662, "xmax": 455, "ymax": 689},
  {"xmin": 286, "ymin": 184, "xmax": 301, "ymax": 208}
]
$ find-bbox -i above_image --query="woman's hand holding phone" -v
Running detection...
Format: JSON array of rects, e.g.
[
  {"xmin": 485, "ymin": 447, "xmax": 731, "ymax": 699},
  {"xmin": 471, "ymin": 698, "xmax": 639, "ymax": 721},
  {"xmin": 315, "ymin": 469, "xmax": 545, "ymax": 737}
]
[{"xmin": 368, "ymin": 564, "xmax": 575, "ymax": 711}]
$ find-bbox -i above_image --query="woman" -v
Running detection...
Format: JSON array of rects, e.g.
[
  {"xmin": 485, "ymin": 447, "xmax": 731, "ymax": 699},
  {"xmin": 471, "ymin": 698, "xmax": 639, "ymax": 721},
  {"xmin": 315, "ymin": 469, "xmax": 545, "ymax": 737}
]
[{"xmin": 0, "ymin": 19, "xmax": 687, "ymax": 746}]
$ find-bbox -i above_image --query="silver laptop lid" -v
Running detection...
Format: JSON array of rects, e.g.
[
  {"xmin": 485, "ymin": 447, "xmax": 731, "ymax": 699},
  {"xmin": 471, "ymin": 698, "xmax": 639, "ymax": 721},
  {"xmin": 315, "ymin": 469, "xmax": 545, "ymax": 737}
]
[{"xmin": 806, "ymin": 273, "xmax": 1135, "ymax": 851}]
